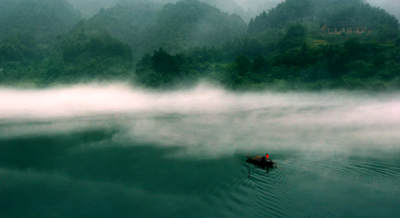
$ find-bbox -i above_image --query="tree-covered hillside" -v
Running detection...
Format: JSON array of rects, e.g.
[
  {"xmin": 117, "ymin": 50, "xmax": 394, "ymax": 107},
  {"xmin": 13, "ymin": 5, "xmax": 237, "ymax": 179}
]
[
  {"xmin": 83, "ymin": 0, "xmax": 247, "ymax": 55},
  {"xmin": 0, "ymin": 0, "xmax": 247, "ymax": 85},
  {"xmin": 85, "ymin": 0, "xmax": 161, "ymax": 58},
  {"xmin": 41, "ymin": 21, "xmax": 134, "ymax": 84},
  {"xmin": 0, "ymin": 0, "xmax": 80, "ymax": 70},
  {"xmin": 135, "ymin": 0, "xmax": 400, "ymax": 90},
  {"xmin": 148, "ymin": 0, "xmax": 246, "ymax": 53},
  {"xmin": 1, "ymin": 0, "xmax": 400, "ymax": 90},
  {"xmin": 248, "ymin": 0, "xmax": 397, "ymax": 36},
  {"xmin": 0, "ymin": 0, "xmax": 80, "ymax": 43}
]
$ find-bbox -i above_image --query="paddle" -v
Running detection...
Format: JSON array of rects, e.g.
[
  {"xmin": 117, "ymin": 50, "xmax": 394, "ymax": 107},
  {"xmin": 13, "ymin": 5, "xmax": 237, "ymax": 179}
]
[{"xmin": 269, "ymin": 159, "xmax": 279, "ymax": 168}]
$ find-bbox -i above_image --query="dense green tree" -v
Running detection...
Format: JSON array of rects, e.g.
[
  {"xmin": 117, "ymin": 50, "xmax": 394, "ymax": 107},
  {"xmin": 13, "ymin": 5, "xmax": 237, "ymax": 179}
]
[
  {"xmin": 251, "ymin": 55, "xmax": 267, "ymax": 74},
  {"xmin": 42, "ymin": 21, "xmax": 134, "ymax": 82},
  {"xmin": 136, "ymin": 48, "xmax": 193, "ymax": 88},
  {"xmin": 278, "ymin": 24, "xmax": 306, "ymax": 51},
  {"xmin": 234, "ymin": 55, "xmax": 252, "ymax": 77}
]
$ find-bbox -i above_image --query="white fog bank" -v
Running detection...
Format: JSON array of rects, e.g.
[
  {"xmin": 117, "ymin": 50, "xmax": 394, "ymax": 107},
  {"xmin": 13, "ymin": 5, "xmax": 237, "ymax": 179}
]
[{"xmin": 1, "ymin": 84, "xmax": 399, "ymax": 156}]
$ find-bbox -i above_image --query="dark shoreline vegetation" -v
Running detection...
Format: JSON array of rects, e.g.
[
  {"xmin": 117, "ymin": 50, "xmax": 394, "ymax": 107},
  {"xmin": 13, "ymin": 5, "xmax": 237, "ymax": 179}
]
[{"xmin": 0, "ymin": 0, "xmax": 399, "ymax": 91}]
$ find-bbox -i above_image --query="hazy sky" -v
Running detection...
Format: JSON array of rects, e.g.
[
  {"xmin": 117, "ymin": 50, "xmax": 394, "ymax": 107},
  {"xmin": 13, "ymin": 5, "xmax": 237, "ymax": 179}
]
[
  {"xmin": 66, "ymin": 0, "xmax": 400, "ymax": 20},
  {"xmin": 233, "ymin": 0, "xmax": 283, "ymax": 13}
]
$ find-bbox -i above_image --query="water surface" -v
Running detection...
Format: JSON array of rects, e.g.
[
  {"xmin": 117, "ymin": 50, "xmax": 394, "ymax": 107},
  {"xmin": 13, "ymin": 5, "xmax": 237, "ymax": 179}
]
[{"xmin": 1, "ymin": 85, "xmax": 399, "ymax": 217}]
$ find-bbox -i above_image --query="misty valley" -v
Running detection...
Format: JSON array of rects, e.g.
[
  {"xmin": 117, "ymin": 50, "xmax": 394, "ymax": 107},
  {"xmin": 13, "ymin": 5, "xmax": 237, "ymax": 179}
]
[{"xmin": 1, "ymin": 0, "xmax": 400, "ymax": 217}]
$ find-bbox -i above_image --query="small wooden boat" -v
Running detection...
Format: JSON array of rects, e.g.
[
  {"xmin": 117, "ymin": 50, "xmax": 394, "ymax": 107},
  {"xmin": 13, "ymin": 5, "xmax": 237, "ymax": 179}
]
[{"xmin": 246, "ymin": 155, "xmax": 275, "ymax": 167}]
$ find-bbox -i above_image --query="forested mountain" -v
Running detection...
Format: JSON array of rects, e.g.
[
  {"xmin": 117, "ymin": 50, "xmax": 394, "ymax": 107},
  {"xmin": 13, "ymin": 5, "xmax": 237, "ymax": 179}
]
[
  {"xmin": 227, "ymin": 0, "xmax": 400, "ymax": 90},
  {"xmin": 135, "ymin": 0, "xmax": 400, "ymax": 90},
  {"xmin": 247, "ymin": 0, "xmax": 394, "ymax": 34},
  {"xmin": 85, "ymin": 0, "xmax": 161, "ymax": 57},
  {"xmin": 0, "ymin": 0, "xmax": 80, "ymax": 68},
  {"xmin": 0, "ymin": 0, "xmax": 80, "ymax": 43},
  {"xmin": 83, "ymin": 0, "xmax": 246, "ymax": 55},
  {"xmin": 148, "ymin": 0, "xmax": 246, "ymax": 53},
  {"xmin": 0, "ymin": 0, "xmax": 247, "ymax": 85},
  {"xmin": 243, "ymin": 0, "xmax": 398, "ymax": 56},
  {"xmin": 41, "ymin": 21, "xmax": 134, "ymax": 84},
  {"xmin": 1, "ymin": 0, "xmax": 400, "ymax": 90}
]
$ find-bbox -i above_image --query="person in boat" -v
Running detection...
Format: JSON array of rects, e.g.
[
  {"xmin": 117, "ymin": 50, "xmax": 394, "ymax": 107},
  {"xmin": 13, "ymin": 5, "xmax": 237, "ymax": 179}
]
[{"xmin": 261, "ymin": 153, "xmax": 269, "ymax": 162}]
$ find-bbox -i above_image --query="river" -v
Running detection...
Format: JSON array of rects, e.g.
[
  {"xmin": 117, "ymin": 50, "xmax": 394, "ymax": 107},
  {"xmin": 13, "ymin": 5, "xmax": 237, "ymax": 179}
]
[{"xmin": 1, "ymin": 84, "xmax": 399, "ymax": 217}]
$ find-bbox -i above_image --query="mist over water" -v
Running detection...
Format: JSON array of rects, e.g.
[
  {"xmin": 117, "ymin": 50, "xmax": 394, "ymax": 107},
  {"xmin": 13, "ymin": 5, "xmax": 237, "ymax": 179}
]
[
  {"xmin": 1, "ymin": 83, "xmax": 400, "ymax": 156},
  {"xmin": 0, "ymin": 84, "xmax": 400, "ymax": 154},
  {"xmin": 1, "ymin": 84, "xmax": 400, "ymax": 217}
]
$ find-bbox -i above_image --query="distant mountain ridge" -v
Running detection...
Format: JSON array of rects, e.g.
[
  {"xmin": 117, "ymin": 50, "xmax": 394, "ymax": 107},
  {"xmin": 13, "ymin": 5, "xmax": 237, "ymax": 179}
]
[
  {"xmin": 1, "ymin": 0, "xmax": 400, "ymax": 90},
  {"xmin": 67, "ymin": 0, "xmax": 120, "ymax": 18},
  {"xmin": 83, "ymin": 0, "xmax": 246, "ymax": 55}
]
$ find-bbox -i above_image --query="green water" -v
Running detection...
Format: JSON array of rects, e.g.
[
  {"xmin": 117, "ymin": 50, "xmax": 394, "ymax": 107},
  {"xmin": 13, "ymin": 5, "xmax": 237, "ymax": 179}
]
[
  {"xmin": 1, "ymin": 87, "xmax": 400, "ymax": 217},
  {"xmin": 1, "ymin": 125, "xmax": 399, "ymax": 218}
]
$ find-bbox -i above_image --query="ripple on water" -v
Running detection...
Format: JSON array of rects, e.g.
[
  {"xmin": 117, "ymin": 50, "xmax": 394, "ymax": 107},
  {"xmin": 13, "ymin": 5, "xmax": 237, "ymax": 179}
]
[
  {"xmin": 295, "ymin": 156, "xmax": 400, "ymax": 185},
  {"xmin": 224, "ymin": 154, "xmax": 400, "ymax": 218},
  {"xmin": 225, "ymin": 161, "xmax": 321, "ymax": 218}
]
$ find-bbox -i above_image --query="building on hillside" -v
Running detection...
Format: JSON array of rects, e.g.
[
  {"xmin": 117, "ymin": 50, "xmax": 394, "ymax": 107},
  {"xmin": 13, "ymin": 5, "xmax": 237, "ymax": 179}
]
[{"xmin": 320, "ymin": 22, "xmax": 368, "ymax": 34}]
